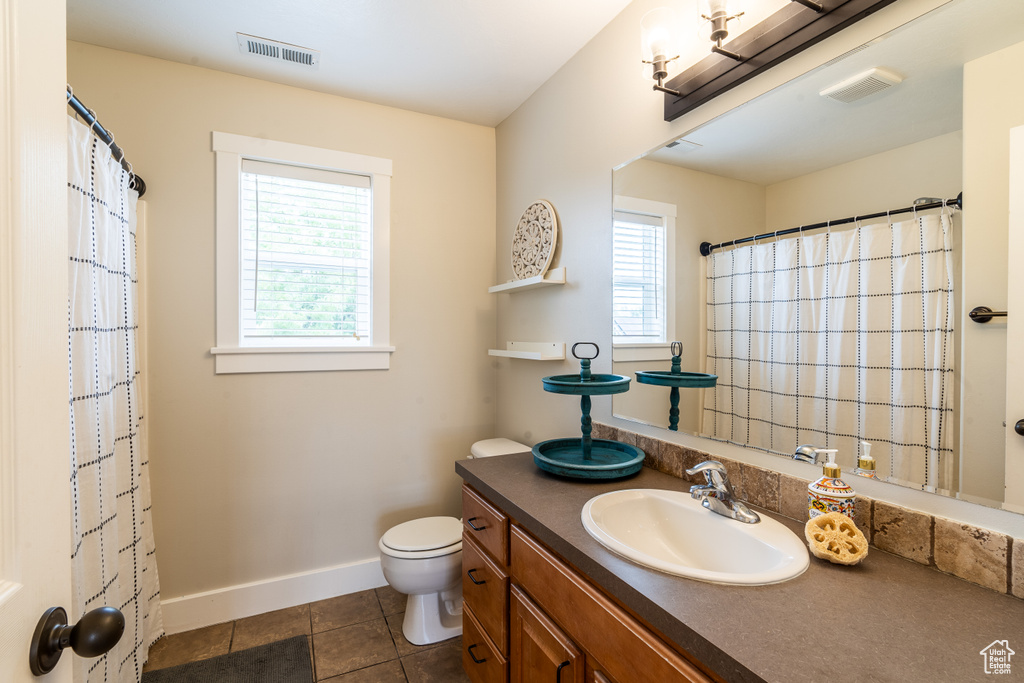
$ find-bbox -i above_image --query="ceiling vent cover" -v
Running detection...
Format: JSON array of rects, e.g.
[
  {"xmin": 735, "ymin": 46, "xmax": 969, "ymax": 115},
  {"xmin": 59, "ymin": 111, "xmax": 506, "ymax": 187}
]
[
  {"xmin": 820, "ymin": 68, "xmax": 901, "ymax": 103},
  {"xmin": 665, "ymin": 139, "xmax": 702, "ymax": 152},
  {"xmin": 237, "ymin": 33, "xmax": 320, "ymax": 69}
]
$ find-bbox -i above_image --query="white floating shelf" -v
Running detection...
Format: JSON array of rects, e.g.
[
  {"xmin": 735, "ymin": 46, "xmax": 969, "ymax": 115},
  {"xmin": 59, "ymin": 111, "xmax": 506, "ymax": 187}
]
[
  {"xmin": 488, "ymin": 267, "xmax": 566, "ymax": 294},
  {"xmin": 488, "ymin": 341, "xmax": 565, "ymax": 361}
]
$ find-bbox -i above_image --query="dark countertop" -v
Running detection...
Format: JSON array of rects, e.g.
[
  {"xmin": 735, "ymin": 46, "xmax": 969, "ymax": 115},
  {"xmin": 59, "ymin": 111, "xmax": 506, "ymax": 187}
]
[{"xmin": 456, "ymin": 453, "xmax": 1024, "ymax": 683}]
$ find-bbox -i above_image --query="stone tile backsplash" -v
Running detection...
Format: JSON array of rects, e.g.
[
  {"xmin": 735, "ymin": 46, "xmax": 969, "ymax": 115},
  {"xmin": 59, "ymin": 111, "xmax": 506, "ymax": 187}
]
[
  {"xmin": 598, "ymin": 422, "xmax": 1023, "ymax": 600},
  {"xmin": 872, "ymin": 501, "xmax": 933, "ymax": 566}
]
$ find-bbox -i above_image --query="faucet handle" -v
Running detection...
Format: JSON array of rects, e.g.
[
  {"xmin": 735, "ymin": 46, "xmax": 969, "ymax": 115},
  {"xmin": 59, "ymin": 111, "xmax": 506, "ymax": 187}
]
[{"xmin": 685, "ymin": 460, "xmax": 731, "ymax": 492}]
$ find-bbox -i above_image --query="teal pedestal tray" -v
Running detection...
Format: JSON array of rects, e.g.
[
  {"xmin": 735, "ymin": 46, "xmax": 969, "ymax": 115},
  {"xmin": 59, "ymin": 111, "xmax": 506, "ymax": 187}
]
[
  {"xmin": 633, "ymin": 370, "xmax": 718, "ymax": 388},
  {"xmin": 535, "ymin": 342, "xmax": 644, "ymax": 480},
  {"xmin": 634, "ymin": 342, "xmax": 717, "ymax": 432},
  {"xmin": 532, "ymin": 438, "xmax": 645, "ymax": 479}
]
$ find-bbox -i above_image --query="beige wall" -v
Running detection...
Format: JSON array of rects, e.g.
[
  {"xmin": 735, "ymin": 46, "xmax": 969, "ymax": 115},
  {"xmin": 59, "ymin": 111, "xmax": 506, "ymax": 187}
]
[
  {"xmin": 961, "ymin": 40, "xmax": 1024, "ymax": 504},
  {"xmin": 611, "ymin": 159, "xmax": 764, "ymax": 431},
  {"xmin": 494, "ymin": 0, "xmax": 1024, "ymax": 537},
  {"xmin": 68, "ymin": 42, "xmax": 498, "ymax": 601},
  {"xmin": 765, "ymin": 131, "xmax": 963, "ymax": 229}
]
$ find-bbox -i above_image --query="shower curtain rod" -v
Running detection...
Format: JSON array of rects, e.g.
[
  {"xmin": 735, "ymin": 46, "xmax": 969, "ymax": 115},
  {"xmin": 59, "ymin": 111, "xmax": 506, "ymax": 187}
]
[
  {"xmin": 698, "ymin": 192, "xmax": 962, "ymax": 256},
  {"xmin": 66, "ymin": 86, "xmax": 147, "ymax": 197}
]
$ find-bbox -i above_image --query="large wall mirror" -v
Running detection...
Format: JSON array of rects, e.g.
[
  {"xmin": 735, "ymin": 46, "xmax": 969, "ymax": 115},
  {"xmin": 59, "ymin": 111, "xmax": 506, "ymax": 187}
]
[{"xmin": 611, "ymin": 0, "xmax": 1024, "ymax": 513}]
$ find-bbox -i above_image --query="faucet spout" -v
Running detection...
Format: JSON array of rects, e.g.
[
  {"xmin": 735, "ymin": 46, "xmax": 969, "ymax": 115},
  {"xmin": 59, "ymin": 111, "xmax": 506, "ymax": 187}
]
[{"xmin": 685, "ymin": 461, "xmax": 760, "ymax": 524}]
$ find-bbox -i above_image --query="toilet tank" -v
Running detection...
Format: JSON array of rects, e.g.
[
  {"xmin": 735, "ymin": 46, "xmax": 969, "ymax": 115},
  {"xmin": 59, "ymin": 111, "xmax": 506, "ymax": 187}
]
[{"xmin": 469, "ymin": 438, "xmax": 530, "ymax": 459}]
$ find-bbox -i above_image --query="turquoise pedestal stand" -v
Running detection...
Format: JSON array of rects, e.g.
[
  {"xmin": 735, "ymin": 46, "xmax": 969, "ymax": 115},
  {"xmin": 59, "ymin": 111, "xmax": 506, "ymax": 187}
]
[
  {"xmin": 634, "ymin": 342, "xmax": 717, "ymax": 431},
  {"xmin": 532, "ymin": 343, "xmax": 645, "ymax": 480}
]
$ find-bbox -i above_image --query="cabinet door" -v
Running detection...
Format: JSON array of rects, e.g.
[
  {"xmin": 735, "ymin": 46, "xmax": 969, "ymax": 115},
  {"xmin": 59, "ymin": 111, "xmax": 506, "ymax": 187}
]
[
  {"xmin": 510, "ymin": 586, "xmax": 583, "ymax": 683},
  {"xmin": 585, "ymin": 660, "xmax": 620, "ymax": 683},
  {"xmin": 511, "ymin": 525, "xmax": 712, "ymax": 683}
]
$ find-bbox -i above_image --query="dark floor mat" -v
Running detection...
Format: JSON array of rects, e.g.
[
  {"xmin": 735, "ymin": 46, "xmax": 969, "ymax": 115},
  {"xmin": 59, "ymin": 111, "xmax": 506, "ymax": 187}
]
[{"xmin": 141, "ymin": 635, "xmax": 312, "ymax": 683}]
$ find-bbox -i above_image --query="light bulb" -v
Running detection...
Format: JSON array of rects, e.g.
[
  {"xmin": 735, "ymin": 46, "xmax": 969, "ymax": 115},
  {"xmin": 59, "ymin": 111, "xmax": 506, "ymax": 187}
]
[
  {"xmin": 640, "ymin": 7, "xmax": 678, "ymax": 62},
  {"xmin": 705, "ymin": 0, "xmax": 730, "ymax": 16}
]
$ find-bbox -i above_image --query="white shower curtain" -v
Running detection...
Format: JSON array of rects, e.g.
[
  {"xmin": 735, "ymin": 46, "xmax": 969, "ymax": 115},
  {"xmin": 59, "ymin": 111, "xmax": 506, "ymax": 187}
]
[
  {"xmin": 703, "ymin": 212, "xmax": 955, "ymax": 491},
  {"xmin": 68, "ymin": 117, "xmax": 163, "ymax": 682}
]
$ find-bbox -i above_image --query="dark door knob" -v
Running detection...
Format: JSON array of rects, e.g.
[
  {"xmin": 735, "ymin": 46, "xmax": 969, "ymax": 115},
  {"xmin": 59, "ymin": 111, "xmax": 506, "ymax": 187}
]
[
  {"xmin": 1016, "ymin": 419, "xmax": 1024, "ymax": 436},
  {"xmin": 29, "ymin": 606, "xmax": 125, "ymax": 675}
]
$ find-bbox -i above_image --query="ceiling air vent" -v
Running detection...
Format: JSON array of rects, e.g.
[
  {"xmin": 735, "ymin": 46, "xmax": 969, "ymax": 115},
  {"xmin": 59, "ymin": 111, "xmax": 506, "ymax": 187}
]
[
  {"xmin": 820, "ymin": 68, "xmax": 902, "ymax": 103},
  {"xmin": 665, "ymin": 139, "xmax": 702, "ymax": 152},
  {"xmin": 237, "ymin": 33, "xmax": 320, "ymax": 70}
]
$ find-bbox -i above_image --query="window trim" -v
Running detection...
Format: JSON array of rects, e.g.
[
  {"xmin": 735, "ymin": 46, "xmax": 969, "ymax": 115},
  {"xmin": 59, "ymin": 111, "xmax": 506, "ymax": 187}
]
[
  {"xmin": 211, "ymin": 132, "xmax": 394, "ymax": 374},
  {"xmin": 611, "ymin": 195, "xmax": 677, "ymax": 363}
]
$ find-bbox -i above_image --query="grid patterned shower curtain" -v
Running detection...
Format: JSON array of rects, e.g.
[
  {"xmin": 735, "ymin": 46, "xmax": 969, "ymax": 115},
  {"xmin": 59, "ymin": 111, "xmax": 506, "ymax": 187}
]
[
  {"xmin": 68, "ymin": 116, "xmax": 163, "ymax": 682},
  {"xmin": 702, "ymin": 212, "xmax": 955, "ymax": 491}
]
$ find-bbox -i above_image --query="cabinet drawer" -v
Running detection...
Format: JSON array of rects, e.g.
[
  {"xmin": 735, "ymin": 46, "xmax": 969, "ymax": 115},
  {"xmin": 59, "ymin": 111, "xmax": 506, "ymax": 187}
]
[
  {"xmin": 464, "ymin": 604, "xmax": 508, "ymax": 683},
  {"xmin": 511, "ymin": 525, "xmax": 712, "ymax": 683},
  {"xmin": 463, "ymin": 485, "xmax": 509, "ymax": 565},
  {"xmin": 463, "ymin": 534, "xmax": 510, "ymax": 656}
]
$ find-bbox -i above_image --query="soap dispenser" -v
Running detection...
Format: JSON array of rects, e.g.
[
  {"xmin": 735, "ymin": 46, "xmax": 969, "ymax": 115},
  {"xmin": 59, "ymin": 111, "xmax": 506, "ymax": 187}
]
[
  {"xmin": 807, "ymin": 449, "xmax": 855, "ymax": 519},
  {"xmin": 853, "ymin": 440, "xmax": 877, "ymax": 479}
]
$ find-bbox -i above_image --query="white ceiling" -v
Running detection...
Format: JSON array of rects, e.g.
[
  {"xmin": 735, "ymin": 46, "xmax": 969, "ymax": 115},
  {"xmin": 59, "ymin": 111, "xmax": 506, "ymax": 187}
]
[
  {"xmin": 644, "ymin": 0, "xmax": 1024, "ymax": 186},
  {"xmin": 66, "ymin": 0, "xmax": 633, "ymax": 127}
]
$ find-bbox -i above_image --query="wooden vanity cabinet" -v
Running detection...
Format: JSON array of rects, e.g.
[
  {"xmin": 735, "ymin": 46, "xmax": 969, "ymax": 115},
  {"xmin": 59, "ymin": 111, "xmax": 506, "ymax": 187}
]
[
  {"xmin": 461, "ymin": 484, "xmax": 713, "ymax": 683},
  {"xmin": 462, "ymin": 485, "xmax": 511, "ymax": 683}
]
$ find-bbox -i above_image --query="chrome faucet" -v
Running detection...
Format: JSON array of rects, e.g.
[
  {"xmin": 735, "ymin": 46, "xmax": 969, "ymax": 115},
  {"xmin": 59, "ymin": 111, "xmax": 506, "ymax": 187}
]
[
  {"xmin": 686, "ymin": 461, "xmax": 760, "ymax": 524},
  {"xmin": 793, "ymin": 444, "xmax": 819, "ymax": 464}
]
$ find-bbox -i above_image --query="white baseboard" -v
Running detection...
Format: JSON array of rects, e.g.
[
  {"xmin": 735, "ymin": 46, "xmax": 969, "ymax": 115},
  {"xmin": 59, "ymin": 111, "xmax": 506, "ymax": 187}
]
[{"xmin": 159, "ymin": 557, "xmax": 387, "ymax": 634}]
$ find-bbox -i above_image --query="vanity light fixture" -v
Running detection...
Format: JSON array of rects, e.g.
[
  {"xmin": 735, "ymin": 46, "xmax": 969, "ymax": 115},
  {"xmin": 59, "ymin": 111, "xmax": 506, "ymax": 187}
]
[
  {"xmin": 702, "ymin": 0, "xmax": 745, "ymax": 61},
  {"xmin": 640, "ymin": 7, "xmax": 684, "ymax": 97},
  {"xmin": 790, "ymin": 0, "xmax": 824, "ymax": 12},
  {"xmin": 649, "ymin": 0, "xmax": 899, "ymax": 122}
]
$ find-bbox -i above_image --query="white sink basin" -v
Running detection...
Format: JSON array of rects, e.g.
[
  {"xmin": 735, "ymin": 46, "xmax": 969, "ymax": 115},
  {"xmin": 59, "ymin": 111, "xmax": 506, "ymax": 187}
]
[{"xmin": 581, "ymin": 488, "xmax": 809, "ymax": 585}]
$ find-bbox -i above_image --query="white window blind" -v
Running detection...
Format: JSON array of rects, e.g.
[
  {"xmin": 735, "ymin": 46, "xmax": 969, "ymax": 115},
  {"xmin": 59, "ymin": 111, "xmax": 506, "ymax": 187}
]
[
  {"xmin": 240, "ymin": 159, "xmax": 372, "ymax": 342},
  {"xmin": 613, "ymin": 210, "xmax": 666, "ymax": 342}
]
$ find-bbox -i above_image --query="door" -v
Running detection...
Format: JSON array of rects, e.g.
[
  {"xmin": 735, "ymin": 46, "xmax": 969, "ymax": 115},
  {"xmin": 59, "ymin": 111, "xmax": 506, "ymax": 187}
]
[
  {"xmin": 1007, "ymin": 125, "xmax": 1024, "ymax": 513},
  {"xmin": 0, "ymin": 0, "xmax": 74, "ymax": 680},
  {"xmin": 510, "ymin": 587, "xmax": 583, "ymax": 683}
]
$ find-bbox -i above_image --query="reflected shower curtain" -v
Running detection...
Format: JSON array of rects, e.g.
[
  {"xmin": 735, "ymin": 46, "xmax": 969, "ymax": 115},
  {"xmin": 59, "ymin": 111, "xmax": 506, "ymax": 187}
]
[
  {"xmin": 68, "ymin": 117, "xmax": 163, "ymax": 682},
  {"xmin": 702, "ymin": 213, "xmax": 955, "ymax": 491}
]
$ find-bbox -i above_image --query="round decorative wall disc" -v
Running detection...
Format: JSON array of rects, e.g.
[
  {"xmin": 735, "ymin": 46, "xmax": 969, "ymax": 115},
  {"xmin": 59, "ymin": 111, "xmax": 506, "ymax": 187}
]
[{"xmin": 511, "ymin": 200, "xmax": 558, "ymax": 280}]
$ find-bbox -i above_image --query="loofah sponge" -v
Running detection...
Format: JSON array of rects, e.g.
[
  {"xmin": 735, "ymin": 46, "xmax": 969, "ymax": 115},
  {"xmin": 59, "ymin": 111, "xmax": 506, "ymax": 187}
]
[{"xmin": 804, "ymin": 512, "xmax": 869, "ymax": 565}]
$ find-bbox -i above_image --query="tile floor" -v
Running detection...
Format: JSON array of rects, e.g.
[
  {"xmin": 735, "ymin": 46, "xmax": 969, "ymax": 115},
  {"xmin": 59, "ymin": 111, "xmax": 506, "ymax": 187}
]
[{"xmin": 143, "ymin": 586, "xmax": 470, "ymax": 682}]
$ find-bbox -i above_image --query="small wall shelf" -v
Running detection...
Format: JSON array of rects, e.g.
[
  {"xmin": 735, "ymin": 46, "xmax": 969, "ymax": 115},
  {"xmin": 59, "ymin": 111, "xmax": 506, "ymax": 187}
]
[
  {"xmin": 488, "ymin": 342, "xmax": 565, "ymax": 361},
  {"xmin": 488, "ymin": 267, "xmax": 566, "ymax": 294}
]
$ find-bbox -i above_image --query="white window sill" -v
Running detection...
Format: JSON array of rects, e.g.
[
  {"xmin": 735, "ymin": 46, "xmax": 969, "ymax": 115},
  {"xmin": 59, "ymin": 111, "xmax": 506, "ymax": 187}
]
[
  {"xmin": 612, "ymin": 343, "xmax": 673, "ymax": 363},
  {"xmin": 211, "ymin": 345, "xmax": 395, "ymax": 374}
]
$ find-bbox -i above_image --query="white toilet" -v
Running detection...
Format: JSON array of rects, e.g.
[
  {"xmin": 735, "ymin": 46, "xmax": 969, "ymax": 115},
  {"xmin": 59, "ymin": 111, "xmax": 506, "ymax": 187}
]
[{"xmin": 378, "ymin": 438, "xmax": 528, "ymax": 645}]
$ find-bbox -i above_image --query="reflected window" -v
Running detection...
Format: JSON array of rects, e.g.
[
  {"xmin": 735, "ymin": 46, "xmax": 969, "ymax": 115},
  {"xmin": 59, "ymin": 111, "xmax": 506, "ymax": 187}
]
[{"xmin": 612, "ymin": 196, "xmax": 675, "ymax": 344}]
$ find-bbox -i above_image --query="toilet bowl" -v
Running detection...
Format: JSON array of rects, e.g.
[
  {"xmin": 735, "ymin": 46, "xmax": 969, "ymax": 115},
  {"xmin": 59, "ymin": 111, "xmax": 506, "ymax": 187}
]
[{"xmin": 378, "ymin": 438, "xmax": 529, "ymax": 645}]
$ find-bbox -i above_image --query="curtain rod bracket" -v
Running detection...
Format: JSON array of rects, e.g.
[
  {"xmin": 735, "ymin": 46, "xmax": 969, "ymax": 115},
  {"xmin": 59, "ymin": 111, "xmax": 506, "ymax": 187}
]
[{"xmin": 66, "ymin": 86, "xmax": 146, "ymax": 197}]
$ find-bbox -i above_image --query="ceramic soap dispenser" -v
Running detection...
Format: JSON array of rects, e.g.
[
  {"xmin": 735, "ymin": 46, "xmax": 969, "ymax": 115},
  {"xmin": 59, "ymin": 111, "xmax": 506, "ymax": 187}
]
[{"xmin": 807, "ymin": 449, "xmax": 855, "ymax": 519}]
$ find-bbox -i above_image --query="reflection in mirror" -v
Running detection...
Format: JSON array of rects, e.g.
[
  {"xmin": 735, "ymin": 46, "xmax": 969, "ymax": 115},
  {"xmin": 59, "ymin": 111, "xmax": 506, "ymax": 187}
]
[{"xmin": 611, "ymin": 0, "xmax": 1024, "ymax": 512}]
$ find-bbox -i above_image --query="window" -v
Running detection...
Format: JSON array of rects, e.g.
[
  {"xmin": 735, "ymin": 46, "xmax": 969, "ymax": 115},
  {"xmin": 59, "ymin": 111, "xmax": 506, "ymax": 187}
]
[
  {"xmin": 612, "ymin": 196, "xmax": 676, "ymax": 359},
  {"xmin": 212, "ymin": 132, "xmax": 393, "ymax": 373}
]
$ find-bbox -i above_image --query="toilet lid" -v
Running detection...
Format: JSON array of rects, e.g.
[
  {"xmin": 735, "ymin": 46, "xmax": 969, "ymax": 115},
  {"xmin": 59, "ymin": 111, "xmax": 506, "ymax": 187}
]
[
  {"xmin": 381, "ymin": 516, "xmax": 462, "ymax": 552},
  {"xmin": 471, "ymin": 438, "xmax": 530, "ymax": 458}
]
